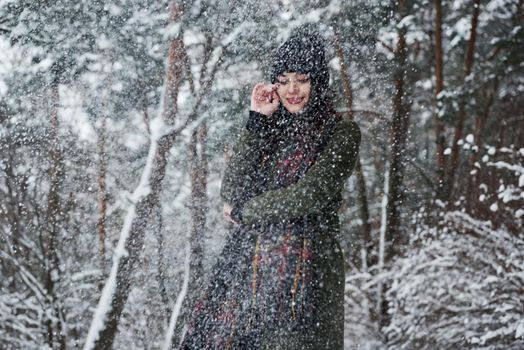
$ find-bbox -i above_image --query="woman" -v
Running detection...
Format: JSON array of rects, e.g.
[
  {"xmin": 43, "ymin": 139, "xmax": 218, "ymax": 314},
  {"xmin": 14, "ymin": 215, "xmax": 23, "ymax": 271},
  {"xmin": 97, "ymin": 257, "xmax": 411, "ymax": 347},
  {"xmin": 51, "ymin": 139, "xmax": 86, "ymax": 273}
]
[{"xmin": 181, "ymin": 25, "xmax": 360, "ymax": 349}]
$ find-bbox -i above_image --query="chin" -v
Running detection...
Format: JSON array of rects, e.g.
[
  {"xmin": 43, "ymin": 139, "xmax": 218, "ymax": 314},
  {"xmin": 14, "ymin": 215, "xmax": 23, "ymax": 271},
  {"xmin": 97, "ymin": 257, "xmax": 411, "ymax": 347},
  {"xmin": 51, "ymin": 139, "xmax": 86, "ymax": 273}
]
[{"xmin": 284, "ymin": 104, "xmax": 307, "ymax": 114}]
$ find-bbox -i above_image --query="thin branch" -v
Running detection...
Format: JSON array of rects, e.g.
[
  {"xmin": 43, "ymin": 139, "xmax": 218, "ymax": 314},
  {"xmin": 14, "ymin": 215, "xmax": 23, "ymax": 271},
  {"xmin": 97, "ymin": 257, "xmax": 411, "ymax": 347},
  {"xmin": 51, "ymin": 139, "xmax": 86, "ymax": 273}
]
[
  {"xmin": 173, "ymin": 45, "xmax": 228, "ymax": 135},
  {"xmin": 198, "ymin": 33, "xmax": 214, "ymax": 90},
  {"xmin": 406, "ymin": 158, "xmax": 435, "ymax": 189},
  {"xmin": 180, "ymin": 30, "xmax": 195, "ymax": 95},
  {"xmin": 0, "ymin": 249, "xmax": 47, "ymax": 306},
  {"xmin": 376, "ymin": 38, "xmax": 395, "ymax": 53}
]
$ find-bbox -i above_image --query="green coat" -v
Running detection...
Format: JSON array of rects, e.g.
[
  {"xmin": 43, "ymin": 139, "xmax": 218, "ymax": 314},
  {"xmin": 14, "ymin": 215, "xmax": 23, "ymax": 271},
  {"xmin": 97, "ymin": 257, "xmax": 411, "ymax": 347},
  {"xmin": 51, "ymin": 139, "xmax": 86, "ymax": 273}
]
[{"xmin": 220, "ymin": 111, "xmax": 361, "ymax": 349}]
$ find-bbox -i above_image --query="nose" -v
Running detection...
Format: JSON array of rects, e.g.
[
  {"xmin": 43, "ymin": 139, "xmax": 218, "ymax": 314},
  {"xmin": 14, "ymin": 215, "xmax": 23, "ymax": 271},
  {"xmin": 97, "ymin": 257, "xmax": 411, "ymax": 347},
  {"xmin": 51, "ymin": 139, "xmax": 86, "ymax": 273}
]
[{"xmin": 288, "ymin": 81, "xmax": 299, "ymax": 93}]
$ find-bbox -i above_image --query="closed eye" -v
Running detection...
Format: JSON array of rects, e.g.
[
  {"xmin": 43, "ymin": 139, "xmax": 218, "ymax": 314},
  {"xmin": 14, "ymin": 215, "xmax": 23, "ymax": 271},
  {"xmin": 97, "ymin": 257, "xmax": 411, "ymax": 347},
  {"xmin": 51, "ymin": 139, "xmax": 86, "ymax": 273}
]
[{"xmin": 276, "ymin": 78, "xmax": 310, "ymax": 85}]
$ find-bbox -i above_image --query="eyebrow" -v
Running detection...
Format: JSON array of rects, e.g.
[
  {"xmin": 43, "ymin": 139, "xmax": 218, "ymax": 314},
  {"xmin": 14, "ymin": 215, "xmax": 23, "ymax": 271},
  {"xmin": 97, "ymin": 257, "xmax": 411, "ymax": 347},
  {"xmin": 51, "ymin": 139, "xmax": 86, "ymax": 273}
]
[{"xmin": 277, "ymin": 75, "xmax": 310, "ymax": 81}]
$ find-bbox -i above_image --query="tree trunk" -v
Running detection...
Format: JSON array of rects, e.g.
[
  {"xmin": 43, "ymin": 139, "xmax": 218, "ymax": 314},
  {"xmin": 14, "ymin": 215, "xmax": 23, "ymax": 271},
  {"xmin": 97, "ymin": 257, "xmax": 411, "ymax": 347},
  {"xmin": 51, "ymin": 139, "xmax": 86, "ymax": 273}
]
[
  {"xmin": 466, "ymin": 84, "xmax": 497, "ymax": 211},
  {"xmin": 380, "ymin": 0, "xmax": 412, "ymax": 329},
  {"xmin": 334, "ymin": 32, "xmax": 373, "ymax": 269},
  {"xmin": 96, "ymin": 117, "xmax": 108, "ymax": 290},
  {"xmin": 1, "ymin": 137, "xmax": 21, "ymax": 290},
  {"xmin": 445, "ymin": 0, "xmax": 481, "ymax": 200},
  {"xmin": 433, "ymin": 0, "xmax": 446, "ymax": 200},
  {"xmin": 45, "ymin": 64, "xmax": 66, "ymax": 350},
  {"xmin": 154, "ymin": 206, "xmax": 170, "ymax": 318},
  {"xmin": 168, "ymin": 123, "xmax": 209, "ymax": 348},
  {"xmin": 83, "ymin": 3, "xmax": 185, "ymax": 349},
  {"xmin": 189, "ymin": 123, "xmax": 207, "ymax": 292},
  {"xmin": 377, "ymin": 165, "xmax": 389, "ymax": 329},
  {"xmin": 188, "ymin": 123, "xmax": 208, "ymax": 296},
  {"xmin": 385, "ymin": 9, "xmax": 410, "ymax": 262}
]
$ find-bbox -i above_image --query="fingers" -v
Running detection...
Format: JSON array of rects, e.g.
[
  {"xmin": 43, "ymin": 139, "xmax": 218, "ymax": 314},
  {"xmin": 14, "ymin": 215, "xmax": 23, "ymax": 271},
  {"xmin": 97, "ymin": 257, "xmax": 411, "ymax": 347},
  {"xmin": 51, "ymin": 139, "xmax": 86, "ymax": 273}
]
[
  {"xmin": 223, "ymin": 211, "xmax": 236, "ymax": 224},
  {"xmin": 252, "ymin": 83, "xmax": 270, "ymax": 98},
  {"xmin": 253, "ymin": 83, "xmax": 277, "ymax": 97},
  {"xmin": 260, "ymin": 87, "xmax": 279, "ymax": 103},
  {"xmin": 223, "ymin": 203, "xmax": 237, "ymax": 224},
  {"xmin": 270, "ymin": 89, "xmax": 280, "ymax": 103},
  {"xmin": 251, "ymin": 83, "xmax": 280, "ymax": 115},
  {"xmin": 224, "ymin": 211, "xmax": 238, "ymax": 224}
]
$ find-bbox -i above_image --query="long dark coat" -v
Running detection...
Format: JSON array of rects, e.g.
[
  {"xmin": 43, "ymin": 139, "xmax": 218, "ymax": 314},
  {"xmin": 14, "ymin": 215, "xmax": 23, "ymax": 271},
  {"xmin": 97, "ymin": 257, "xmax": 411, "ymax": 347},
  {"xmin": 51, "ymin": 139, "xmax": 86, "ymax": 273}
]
[{"xmin": 181, "ymin": 108, "xmax": 360, "ymax": 349}]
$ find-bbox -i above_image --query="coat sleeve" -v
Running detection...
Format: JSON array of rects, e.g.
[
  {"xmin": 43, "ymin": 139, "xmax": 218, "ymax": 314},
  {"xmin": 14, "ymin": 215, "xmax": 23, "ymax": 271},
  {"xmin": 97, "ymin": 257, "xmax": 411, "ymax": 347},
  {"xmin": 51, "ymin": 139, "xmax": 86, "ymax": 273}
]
[
  {"xmin": 220, "ymin": 111, "xmax": 275, "ymax": 205},
  {"xmin": 241, "ymin": 120, "xmax": 361, "ymax": 225}
]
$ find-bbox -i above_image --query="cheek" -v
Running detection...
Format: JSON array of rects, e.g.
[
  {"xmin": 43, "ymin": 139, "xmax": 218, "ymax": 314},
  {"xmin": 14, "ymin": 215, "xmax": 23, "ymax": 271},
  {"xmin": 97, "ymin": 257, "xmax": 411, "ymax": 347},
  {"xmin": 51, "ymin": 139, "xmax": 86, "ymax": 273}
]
[{"xmin": 302, "ymin": 86, "xmax": 312, "ymax": 101}]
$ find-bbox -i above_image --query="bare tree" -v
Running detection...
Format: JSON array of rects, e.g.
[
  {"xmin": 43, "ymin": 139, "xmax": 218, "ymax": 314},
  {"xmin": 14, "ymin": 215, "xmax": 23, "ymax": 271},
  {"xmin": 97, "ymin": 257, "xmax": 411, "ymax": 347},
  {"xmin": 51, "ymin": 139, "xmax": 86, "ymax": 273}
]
[
  {"xmin": 433, "ymin": 0, "xmax": 446, "ymax": 200},
  {"xmin": 385, "ymin": 0, "xmax": 411, "ymax": 263},
  {"xmin": 42, "ymin": 61, "xmax": 67, "ymax": 350},
  {"xmin": 445, "ymin": 0, "xmax": 481, "ymax": 200},
  {"xmin": 96, "ymin": 117, "xmax": 108, "ymax": 287},
  {"xmin": 334, "ymin": 31, "xmax": 373, "ymax": 269},
  {"xmin": 188, "ymin": 124, "xmax": 208, "ymax": 295},
  {"xmin": 466, "ymin": 82, "xmax": 497, "ymax": 210}
]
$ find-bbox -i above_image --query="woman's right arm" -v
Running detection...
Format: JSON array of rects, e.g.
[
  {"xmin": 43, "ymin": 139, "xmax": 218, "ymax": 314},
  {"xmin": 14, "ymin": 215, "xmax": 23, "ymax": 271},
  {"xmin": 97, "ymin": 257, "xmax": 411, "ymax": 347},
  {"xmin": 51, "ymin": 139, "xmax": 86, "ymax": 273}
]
[
  {"xmin": 239, "ymin": 120, "xmax": 361, "ymax": 225},
  {"xmin": 221, "ymin": 83, "xmax": 279, "ymax": 208}
]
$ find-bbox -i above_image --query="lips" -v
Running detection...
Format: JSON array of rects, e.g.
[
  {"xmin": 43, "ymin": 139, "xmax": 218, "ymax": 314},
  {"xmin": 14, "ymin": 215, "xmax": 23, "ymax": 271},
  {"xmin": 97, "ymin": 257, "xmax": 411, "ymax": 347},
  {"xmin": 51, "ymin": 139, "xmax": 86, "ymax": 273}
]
[{"xmin": 286, "ymin": 97, "xmax": 304, "ymax": 105}]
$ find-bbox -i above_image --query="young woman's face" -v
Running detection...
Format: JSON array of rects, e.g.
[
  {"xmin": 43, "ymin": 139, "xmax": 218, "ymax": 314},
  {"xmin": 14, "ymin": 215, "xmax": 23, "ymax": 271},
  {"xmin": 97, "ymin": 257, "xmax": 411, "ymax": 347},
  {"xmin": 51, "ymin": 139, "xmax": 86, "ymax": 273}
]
[{"xmin": 275, "ymin": 72, "xmax": 311, "ymax": 114}]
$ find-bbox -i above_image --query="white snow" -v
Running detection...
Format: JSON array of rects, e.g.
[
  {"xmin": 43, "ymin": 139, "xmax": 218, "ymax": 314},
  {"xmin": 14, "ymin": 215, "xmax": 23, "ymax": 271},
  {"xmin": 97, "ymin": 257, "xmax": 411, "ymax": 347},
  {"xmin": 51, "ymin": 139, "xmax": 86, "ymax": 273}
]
[
  {"xmin": 376, "ymin": 165, "xmax": 389, "ymax": 319},
  {"xmin": 162, "ymin": 243, "xmax": 191, "ymax": 350},
  {"xmin": 487, "ymin": 161, "xmax": 524, "ymax": 187},
  {"xmin": 183, "ymin": 29, "xmax": 206, "ymax": 46},
  {"xmin": 398, "ymin": 15, "xmax": 415, "ymax": 30},
  {"xmin": 163, "ymin": 23, "xmax": 181, "ymax": 40},
  {"xmin": 453, "ymin": 17, "xmax": 471, "ymax": 40},
  {"xmin": 516, "ymin": 320, "xmax": 524, "ymax": 338},
  {"xmin": 97, "ymin": 35, "xmax": 113, "ymax": 50},
  {"xmin": 107, "ymin": 4, "xmax": 122, "ymax": 16},
  {"xmin": 0, "ymin": 80, "xmax": 7, "ymax": 96},
  {"xmin": 59, "ymin": 86, "xmax": 97, "ymax": 142}
]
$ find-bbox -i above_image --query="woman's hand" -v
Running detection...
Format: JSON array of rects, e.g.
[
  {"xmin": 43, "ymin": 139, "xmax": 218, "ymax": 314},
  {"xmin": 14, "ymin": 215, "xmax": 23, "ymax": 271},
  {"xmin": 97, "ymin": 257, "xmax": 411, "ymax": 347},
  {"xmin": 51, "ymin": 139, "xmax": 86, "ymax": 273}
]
[
  {"xmin": 250, "ymin": 83, "xmax": 279, "ymax": 116},
  {"xmin": 223, "ymin": 203, "xmax": 237, "ymax": 224}
]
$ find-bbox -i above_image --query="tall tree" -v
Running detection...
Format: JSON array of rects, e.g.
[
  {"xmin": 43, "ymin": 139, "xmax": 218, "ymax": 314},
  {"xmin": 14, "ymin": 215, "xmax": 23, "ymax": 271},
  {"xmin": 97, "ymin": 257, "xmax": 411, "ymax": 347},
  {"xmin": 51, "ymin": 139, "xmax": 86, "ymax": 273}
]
[
  {"xmin": 433, "ymin": 0, "xmax": 446, "ymax": 200},
  {"xmin": 445, "ymin": 0, "xmax": 481, "ymax": 200},
  {"xmin": 96, "ymin": 117, "xmax": 108, "ymax": 284},
  {"xmin": 188, "ymin": 124, "xmax": 208, "ymax": 296},
  {"xmin": 42, "ymin": 61, "xmax": 67, "ymax": 350},
  {"xmin": 334, "ymin": 31, "xmax": 373, "ymax": 269},
  {"xmin": 385, "ymin": 0, "xmax": 411, "ymax": 262}
]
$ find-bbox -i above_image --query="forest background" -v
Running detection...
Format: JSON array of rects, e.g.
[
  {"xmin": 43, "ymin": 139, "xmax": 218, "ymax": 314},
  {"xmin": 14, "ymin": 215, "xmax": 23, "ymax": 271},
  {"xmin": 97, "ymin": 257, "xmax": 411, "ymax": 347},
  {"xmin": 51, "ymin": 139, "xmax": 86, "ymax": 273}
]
[{"xmin": 1, "ymin": 0, "xmax": 523, "ymax": 349}]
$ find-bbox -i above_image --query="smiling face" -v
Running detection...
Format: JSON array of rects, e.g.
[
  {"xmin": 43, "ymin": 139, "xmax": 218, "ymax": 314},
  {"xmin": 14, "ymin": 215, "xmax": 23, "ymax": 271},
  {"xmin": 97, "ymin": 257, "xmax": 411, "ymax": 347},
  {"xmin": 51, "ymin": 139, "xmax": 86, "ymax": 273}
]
[{"xmin": 275, "ymin": 72, "xmax": 312, "ymax": 114}]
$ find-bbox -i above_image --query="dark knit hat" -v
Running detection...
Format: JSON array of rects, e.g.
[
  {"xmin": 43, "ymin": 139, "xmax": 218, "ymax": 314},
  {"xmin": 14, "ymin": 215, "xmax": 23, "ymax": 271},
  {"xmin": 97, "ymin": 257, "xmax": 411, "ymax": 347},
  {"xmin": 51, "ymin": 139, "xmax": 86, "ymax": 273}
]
[{"xmin": 270, "ymin": 25, "xmax": 329, "ymax": 93}]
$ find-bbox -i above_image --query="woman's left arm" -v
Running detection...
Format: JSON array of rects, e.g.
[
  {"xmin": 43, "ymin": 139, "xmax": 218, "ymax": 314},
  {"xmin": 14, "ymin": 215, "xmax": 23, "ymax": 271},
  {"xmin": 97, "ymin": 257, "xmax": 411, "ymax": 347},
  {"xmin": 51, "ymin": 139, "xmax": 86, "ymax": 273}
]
[{"xmin": 240, "ymin": 120, "xmax": 361, "ymax": 225}]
